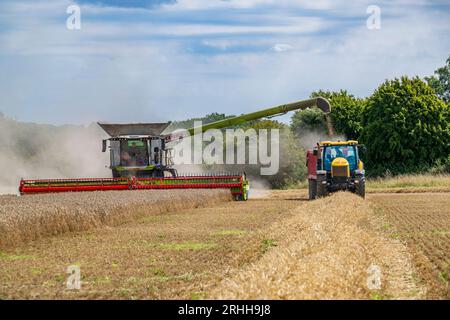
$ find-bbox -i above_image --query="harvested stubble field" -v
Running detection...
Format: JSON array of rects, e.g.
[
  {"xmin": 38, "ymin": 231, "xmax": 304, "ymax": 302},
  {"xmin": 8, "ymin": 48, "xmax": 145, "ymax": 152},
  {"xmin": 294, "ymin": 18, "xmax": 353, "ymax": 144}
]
[
  {"xmin": 0, "ymin": 188, "xmax": 448, "ymax": 300},
  {"xmin": 369, "ymin": 193, "xmax": 450, "ymax": 299}
]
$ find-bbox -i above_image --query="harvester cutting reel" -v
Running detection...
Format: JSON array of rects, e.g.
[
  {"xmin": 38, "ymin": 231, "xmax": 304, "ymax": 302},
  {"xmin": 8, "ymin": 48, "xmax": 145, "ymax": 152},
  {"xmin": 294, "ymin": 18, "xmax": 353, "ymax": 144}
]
[{"xmin": 19, "ymin": 173, "xmax": 250, "ymax": 201}]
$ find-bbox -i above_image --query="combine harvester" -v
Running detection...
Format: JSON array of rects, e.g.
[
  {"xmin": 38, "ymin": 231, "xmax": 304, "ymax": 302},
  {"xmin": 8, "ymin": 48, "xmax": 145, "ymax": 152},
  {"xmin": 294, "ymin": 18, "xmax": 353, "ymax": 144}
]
[{"xmin": 19, "ymin": 97, "xmax": 331, "ymax": 200}]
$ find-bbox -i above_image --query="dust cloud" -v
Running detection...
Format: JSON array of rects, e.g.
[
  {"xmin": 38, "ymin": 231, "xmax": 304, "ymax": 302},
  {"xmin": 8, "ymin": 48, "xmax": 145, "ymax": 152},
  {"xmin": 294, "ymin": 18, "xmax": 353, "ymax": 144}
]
[
  {"xmin": 0, "ymin": 115, "xmax": 110, "ymax": 195},
  {"xmin": 325, "ymin": 115, "xmax": 334, "ymax": 136},
  {"xmin": 248, "ymin": 178, "xmax": 272, "ymax": 199},
  {"xmin": 296, "ymin": 130, "xmax": 347, "ymax": 150},
  {"xmin": 172, "ymin": 163, "xmax": 273, "ymax": 199}
]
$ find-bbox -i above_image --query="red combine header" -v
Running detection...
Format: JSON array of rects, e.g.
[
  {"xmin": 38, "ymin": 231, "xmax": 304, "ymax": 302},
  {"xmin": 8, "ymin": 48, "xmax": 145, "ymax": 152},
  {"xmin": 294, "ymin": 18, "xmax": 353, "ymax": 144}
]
[{"xmin": 19, "ymin": 174, "xmax": 249, "ymax": 200}]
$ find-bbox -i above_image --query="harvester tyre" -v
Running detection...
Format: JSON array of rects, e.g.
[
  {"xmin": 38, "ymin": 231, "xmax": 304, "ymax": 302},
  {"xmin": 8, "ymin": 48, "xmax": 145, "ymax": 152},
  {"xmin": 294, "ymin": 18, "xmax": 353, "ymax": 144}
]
[
  {"xmin": 235, "ymin": 189, "xmax": 248, "ymax": 201},
  {"xmin": 112, "ymin": 169, "xmax": 122, "ymax": 178},
  {"xmin": 168, "ymin": 169, "xmax": 178, "ymax": 178},
  {"xmin": 151, "ymin": 170, "xmax": 165, "ymax": 178},
  {"xmin": 308, "ymin": 179, "xmax": 317, "ymax": 200}
]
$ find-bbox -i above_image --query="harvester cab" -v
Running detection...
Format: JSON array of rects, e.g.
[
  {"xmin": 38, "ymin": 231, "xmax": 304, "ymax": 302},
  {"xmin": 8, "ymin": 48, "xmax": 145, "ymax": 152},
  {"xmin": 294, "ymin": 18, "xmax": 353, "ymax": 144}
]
[
  {"xmin": 306, "ymin": 140, "xmax": 365, "ymax": 199},
  {"xmin": 98, "ymin": 123, "xmax": 176, "ymax": 178}
]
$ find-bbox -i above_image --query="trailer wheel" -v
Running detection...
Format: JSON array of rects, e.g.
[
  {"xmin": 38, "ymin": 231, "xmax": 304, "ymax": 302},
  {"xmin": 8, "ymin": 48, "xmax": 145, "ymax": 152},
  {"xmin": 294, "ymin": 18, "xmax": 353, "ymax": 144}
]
[
  {"xmin": 308, "ymin": 179, "xmax": 317, "ymax": 200},
  {"xmin": 356, "ymin": 179, "xmax": 366, "ymax": 198}
]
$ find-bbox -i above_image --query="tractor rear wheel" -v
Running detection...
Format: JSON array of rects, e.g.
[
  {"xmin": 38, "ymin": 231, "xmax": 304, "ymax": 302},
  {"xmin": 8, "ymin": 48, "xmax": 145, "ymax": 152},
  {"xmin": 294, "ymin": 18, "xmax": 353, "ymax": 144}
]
[
  {"xmin": 308, "ymin": 179, "xmax": 317, "ymax": 200},
  {"xmin": 355, "ymin": 179, "xmax": 365, "ymax": 198}
]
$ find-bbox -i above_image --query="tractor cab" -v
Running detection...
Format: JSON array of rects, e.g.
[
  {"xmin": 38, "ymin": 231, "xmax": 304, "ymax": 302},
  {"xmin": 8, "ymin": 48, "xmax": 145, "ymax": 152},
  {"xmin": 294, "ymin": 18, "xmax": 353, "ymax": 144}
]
[
  {"xmin": 98, "ymin": 123, "xmax": 176, "ymax": 178},
  {"xmin": 321, "ymin": 141, "xmax": 360, "ymax": 177},
  {"xmin": 307, "ymin": 140, "xmax": 365, "ymax": 199}
]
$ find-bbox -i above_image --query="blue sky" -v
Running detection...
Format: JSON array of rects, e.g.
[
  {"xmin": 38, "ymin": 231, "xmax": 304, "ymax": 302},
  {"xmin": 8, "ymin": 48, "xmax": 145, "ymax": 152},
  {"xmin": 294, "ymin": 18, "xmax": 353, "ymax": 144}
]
[{"xmin": 0, "ymin": 0, "xmax": 449, "ymax": 124}]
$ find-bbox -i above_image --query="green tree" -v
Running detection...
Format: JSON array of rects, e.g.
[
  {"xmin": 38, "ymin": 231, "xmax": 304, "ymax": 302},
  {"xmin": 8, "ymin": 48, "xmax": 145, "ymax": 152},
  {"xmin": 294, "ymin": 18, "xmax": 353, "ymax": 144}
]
[
  {"xmin": 361, "ymin": 76, "xmax": 450, "ymax": 176},
  {"xmin": 425, "ymin": 55, "xmax": 450, "ymax": 103},
  {"xmin": 311, "ymin": 90, "xmax": 365, "ymax": 139},
  {"xmin": 290, "ymin": 107, "xmax": 327, "ymax": 137}
]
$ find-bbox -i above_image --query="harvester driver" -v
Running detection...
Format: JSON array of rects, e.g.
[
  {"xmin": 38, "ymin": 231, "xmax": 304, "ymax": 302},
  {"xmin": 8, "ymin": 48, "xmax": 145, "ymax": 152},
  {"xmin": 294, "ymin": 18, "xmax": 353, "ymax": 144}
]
[{"xmin": 127, "ymin": 142, "xmax": 140, "ymax": 166}]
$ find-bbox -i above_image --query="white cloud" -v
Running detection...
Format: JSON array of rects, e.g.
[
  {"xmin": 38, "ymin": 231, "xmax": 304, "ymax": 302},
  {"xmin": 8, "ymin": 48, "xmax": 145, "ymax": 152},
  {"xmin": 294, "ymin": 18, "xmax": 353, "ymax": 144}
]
[
  {"xmin": 272, "ymin": 43, "xmax": 293, "ymax": 52},
  {"xmin": 161, "ymin": 0, "xmax": 273, "ymax": 11},
  {"xmin": 161, "ymin": 0, "xmax": 352, "ymax": 11},
  {"xmin": 0, "ymin": 0, "xmax": 449, "ymax": 125}
]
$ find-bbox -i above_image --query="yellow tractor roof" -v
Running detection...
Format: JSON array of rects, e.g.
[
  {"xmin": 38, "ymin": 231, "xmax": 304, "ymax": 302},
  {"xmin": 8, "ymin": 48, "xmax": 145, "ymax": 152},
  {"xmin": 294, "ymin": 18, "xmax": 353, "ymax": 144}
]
[{"xmin": 320, "ymin": 140, "xmax": 358, "ymax": 146}]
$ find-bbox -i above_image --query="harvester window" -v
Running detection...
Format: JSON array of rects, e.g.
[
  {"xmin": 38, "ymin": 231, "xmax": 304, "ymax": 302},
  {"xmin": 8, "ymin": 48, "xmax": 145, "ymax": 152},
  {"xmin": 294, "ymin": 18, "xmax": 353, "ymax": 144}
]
[
  {"xmin": 323, "ymin": 146, "xmax": 357, "ymax": 171},
  {"xmin": 120, "ymin": 140, "xmax": 149, "ymax": 167},
  {"xmin": 128, "ymin": 140, "xmax": 145, "ymax": 147}
]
